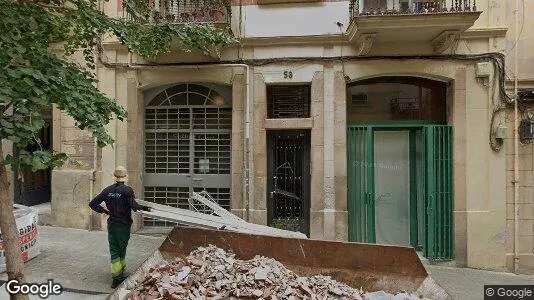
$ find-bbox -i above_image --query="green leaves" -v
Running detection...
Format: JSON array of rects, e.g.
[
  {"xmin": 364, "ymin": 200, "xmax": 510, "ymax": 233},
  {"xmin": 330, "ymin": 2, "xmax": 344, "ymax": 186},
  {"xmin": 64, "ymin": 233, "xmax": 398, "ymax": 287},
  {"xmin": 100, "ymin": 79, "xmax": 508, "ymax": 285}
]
[
  {"xmin": 0, "ymin": 0, "xmax": 238, "ymax": 173},
  {"xmin": 4, "ymin": 151, "xmax": 68, "ymax": 172},
  {"xmin": 176, "ymin": 23, "xmax": 238, "ymax": 56},
  {"xmin": 112, "ymin": 20, "xmax": 238, "ymax": 60}
]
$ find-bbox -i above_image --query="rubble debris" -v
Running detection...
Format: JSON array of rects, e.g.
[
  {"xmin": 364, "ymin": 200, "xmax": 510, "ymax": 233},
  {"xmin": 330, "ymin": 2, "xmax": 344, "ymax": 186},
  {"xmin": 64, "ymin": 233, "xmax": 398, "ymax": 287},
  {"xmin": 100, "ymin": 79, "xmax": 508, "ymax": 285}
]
[{"xmin": 127, "ymin": 245, "xmax": 429, "ymax": 300}]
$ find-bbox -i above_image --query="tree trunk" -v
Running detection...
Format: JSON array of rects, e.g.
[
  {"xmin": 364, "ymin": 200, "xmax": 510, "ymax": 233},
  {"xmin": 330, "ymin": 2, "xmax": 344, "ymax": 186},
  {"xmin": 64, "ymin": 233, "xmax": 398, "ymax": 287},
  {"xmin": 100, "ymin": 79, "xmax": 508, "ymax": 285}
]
[{"xmin": 0, "ymin": 145, "xmax": 28, "ymax": 300}]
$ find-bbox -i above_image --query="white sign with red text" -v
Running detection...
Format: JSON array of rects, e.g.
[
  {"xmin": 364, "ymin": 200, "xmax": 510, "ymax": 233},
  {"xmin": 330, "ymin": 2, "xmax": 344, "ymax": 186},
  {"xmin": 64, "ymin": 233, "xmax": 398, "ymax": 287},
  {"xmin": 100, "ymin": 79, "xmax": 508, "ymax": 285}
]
[{"xmin": 0, "ymin": 205, "xmax": 40, "ymax": 273}]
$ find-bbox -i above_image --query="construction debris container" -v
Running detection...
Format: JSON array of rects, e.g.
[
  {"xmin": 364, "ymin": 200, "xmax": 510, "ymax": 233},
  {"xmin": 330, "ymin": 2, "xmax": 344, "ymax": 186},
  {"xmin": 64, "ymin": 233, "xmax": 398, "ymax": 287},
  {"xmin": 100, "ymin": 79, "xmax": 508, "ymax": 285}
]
[{"xmin": 109, "ymin": 226, "xmax": 448, "ymax": 299}]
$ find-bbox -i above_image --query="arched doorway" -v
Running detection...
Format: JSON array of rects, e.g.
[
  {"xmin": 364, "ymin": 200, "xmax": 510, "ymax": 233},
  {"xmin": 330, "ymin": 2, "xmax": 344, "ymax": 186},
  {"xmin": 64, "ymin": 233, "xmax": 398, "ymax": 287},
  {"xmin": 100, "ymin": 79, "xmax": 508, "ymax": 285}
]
[
  {"xmin": 143, "ymin": 83, "xmax": 232, "ymax": 227},
  {"xmin": 346, "ymin": 76, "xmax": 453, "ymax": 260}
]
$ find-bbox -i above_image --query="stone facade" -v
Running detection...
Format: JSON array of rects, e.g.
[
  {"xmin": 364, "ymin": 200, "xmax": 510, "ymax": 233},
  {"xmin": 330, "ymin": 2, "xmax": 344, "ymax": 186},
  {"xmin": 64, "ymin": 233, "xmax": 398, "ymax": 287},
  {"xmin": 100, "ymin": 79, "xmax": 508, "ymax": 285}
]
[
  {"xmin": 20, "ymin": 0, "xmax": 533, "ymax": 275},
  {"xmin": 505, "ymin": 110, "xmax": 534, "ymax": 273}
]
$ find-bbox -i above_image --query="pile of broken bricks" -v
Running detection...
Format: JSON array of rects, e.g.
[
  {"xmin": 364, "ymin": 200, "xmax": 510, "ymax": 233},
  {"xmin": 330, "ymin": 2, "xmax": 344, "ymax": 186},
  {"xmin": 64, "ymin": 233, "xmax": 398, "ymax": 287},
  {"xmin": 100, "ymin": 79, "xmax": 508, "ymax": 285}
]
[{"xmin": 126, "ymin": 245, "xmax": 428, "ymax": 300}]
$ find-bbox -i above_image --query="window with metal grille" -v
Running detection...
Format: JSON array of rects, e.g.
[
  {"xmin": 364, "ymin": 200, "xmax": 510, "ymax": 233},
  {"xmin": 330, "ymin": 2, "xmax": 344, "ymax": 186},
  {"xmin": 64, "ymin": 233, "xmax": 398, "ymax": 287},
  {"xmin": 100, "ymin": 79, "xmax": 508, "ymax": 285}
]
[
  {"xmin": 143, "ymin": 83, "xmax": 233, "ymax": 228},
  {"xmin": 267, "ymin": 85, "xmax": 311, "ymax": 119}
]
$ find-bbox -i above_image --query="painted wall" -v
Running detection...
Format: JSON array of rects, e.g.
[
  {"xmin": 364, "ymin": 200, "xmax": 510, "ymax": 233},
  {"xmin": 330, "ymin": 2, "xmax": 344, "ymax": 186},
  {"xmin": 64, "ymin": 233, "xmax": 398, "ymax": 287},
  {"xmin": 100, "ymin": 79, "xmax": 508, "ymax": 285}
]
[
  {"xmin": 505, "ymin": 0, "xmax": 534, "ymax": 81},
  {"xmin": 236, "ymin": 1, "xmax": 349, "ymax": 37}
]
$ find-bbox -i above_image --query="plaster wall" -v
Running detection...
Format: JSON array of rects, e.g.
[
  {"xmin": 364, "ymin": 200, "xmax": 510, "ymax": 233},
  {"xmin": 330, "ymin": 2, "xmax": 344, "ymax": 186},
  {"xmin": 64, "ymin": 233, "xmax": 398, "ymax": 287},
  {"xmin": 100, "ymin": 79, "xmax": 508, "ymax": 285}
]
[
  {"xmin": 235, "ymin": 1, "xmax": 348, "ymax": 38},
  {"xmin": 505, "ymin": 0, "xmax": 534, "ymax": 81}
]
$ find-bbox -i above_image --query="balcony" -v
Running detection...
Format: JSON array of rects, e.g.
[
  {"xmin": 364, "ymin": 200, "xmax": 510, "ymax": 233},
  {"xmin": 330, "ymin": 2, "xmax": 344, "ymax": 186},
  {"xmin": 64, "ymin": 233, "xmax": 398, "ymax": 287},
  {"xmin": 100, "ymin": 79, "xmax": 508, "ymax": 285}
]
[
  {"xmin": 346, "ymin": 0, "xmax": 482, "ymax": 55},
  {"xmin": 149, "ymin": 0, "xmax": 231, "ymax": 24}
]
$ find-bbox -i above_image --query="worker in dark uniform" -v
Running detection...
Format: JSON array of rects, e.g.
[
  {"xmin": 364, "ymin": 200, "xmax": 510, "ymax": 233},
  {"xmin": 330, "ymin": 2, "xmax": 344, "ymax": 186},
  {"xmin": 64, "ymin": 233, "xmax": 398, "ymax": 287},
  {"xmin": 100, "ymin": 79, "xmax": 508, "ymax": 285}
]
[{"xmin": 89, "ymin": 166, "xmax": 151, "ymax": 288}]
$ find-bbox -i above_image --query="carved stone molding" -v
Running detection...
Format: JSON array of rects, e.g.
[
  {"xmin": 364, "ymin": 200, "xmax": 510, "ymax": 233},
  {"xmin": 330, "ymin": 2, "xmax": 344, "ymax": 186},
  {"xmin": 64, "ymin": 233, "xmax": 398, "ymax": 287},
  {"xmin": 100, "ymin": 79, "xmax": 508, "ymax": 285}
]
[
  {"xmin": 431, "ymin": 30, "xmax": 461, "ymax": 53},
  {"xmin": 354, "ymin": 33, "xmax": 378, "ymax": 56}
]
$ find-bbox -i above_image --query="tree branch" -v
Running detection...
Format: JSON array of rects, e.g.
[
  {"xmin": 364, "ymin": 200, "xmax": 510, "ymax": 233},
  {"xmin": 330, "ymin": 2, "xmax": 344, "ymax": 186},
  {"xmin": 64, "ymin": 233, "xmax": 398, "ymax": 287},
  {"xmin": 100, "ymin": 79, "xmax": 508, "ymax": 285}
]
[{"xmin": 2, "ymin": 100, "xmax": 15, "ymax": 115}]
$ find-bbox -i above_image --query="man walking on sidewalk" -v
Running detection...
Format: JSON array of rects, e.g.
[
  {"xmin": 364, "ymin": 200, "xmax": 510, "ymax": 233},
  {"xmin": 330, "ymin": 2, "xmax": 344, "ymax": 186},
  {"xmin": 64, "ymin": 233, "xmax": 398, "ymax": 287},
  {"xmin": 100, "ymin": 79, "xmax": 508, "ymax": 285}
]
[{"xmin": 89, "ymin": 166, "xmax": 151, "ymax": 288}]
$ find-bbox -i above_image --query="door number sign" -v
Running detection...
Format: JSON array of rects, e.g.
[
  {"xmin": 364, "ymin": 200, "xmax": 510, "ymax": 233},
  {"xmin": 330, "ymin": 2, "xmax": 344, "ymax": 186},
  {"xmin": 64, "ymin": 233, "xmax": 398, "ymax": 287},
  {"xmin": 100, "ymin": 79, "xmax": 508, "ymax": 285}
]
[{"xmin": 283, "ymin": 70, "xmax": 293, "ymax": 79}]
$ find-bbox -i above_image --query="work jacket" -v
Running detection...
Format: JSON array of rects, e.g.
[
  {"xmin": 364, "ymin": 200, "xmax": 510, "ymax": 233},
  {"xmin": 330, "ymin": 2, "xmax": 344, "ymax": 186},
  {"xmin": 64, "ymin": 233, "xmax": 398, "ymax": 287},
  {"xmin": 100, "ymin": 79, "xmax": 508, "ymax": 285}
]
[{"xmin": 89, "ymin": 182, "xmax": 148, "ymax": 227}]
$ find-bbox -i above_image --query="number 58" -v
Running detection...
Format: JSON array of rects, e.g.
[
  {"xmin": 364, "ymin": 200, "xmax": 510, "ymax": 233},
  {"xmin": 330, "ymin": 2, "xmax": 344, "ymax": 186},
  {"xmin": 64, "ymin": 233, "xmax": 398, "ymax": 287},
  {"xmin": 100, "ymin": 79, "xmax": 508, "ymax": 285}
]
[{"xmin": 283, "ymin": 70, "xmax": 293, "ymax": 79}]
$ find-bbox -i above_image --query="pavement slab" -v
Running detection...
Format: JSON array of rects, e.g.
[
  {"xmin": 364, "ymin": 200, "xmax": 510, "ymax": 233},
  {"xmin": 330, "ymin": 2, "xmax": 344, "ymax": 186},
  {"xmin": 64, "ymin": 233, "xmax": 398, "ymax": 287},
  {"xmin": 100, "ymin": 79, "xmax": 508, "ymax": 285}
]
[{"xmin": 0, "ymin": 226, "xmax": 165, "ymax": 296}]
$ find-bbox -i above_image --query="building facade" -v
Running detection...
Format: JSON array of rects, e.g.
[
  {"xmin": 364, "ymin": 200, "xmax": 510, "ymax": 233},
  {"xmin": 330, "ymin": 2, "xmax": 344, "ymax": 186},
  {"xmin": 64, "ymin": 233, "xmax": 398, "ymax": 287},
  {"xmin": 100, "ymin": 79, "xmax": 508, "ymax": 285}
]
[{"xmin": 8, "ymin": 0, "xmax": 534, "ymax": 274}]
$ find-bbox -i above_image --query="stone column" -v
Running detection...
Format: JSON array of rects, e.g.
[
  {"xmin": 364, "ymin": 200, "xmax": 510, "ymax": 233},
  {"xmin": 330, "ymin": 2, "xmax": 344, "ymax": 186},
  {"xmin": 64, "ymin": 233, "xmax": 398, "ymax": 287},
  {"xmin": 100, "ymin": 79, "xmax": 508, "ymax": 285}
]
[
  {"xmin": 310, "ymin": 72, "xmax": 325, "ymax": 239},
  {"xmin": 322, "ymin": 64, "xmax": 336, "ymax": 240},
  {"xmin": 251, "ymin": 74, "xmax": 268, "ymax": 225},
  {"xmin": 231, "ymin": 74, "xmax": 246, "ymax": 218},
  {"xmin": 453, "ymin": 68, "xmax": 468, "ymax": 267},
  {"xmin": 51, "ymin": 111, "xmax": 98, "ymax": 229},
  {"xmin": 334, "ymin": 71, "xmax": 348, "ymax": 241},
  {"xmin": 125, "ymin": 74, "xmax": 144, "ymax": 232},
  {"xmin": 99, "ymin": 59, "xmax": 117, "ymax": 192},
  {"xmin": 115, "ymin": 71, "xmax": 128, "ymax": 168}
]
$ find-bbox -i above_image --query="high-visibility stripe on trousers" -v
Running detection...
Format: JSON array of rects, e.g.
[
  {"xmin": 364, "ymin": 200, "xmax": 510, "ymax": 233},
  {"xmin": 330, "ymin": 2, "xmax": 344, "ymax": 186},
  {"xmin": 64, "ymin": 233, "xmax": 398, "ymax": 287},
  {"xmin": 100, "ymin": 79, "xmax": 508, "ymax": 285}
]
[{"xmin": 108, "ymin": 224, "xmax": 130, "ymax": 280}]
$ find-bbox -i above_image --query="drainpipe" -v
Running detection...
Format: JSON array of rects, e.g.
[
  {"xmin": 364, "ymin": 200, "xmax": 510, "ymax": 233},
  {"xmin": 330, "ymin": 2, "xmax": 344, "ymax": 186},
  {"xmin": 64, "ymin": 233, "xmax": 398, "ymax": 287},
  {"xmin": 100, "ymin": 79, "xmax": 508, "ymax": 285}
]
[
  {"xmin": 123, "ymin": 63, "xmax": 251, "ymax": 220},
  {"xmin": 513, "ymin": 0, "xmax": 520, "ymax": 274}
]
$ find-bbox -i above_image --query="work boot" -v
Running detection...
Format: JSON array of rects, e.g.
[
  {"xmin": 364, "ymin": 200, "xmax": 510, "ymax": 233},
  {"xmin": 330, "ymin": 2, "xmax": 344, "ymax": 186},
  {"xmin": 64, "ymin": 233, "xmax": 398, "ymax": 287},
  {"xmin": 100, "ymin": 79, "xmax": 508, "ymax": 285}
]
[{"xmin": 111, "ymin": 276, "xmax": 125, "ymax": 289}]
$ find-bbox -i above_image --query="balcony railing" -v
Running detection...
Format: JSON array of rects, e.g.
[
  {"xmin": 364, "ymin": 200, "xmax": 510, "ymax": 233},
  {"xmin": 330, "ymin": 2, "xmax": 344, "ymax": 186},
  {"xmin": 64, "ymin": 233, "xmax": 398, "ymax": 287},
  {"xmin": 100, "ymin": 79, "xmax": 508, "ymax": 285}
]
[
  {"xmin": 350, "ymin": 0, "xmax": 477, "ymax": 17},
  {"xmin": 135, "ymin": 0, "xmax": 231, "ymax": 23}
]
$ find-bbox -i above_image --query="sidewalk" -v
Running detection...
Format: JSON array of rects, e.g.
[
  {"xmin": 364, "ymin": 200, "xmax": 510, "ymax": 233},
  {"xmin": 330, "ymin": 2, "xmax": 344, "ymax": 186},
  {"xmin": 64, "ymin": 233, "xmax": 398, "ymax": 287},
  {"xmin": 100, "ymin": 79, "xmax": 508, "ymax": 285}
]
[
  {"xmin": 425, "ymin": 265, "xmax": 534, "ymax": 300},
  {"xmin": 1, "ymin": 226, "xmax": 533, "ymax": 299},
  {"xmin": 0, "ymin": 226, "xmax": 165, "ymax": 298}
]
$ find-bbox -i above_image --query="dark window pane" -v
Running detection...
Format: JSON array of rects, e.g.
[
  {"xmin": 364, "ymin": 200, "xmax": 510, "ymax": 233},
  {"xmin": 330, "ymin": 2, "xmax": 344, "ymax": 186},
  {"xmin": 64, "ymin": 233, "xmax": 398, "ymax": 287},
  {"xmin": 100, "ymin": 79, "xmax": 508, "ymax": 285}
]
[
  {"xmin": 148, "ymin": 92, "xmax": 168, "ymax": 106},
  {"xmin": 267, "ymin": 85, "xmax": 311, "ymax": 119},
  {"xmin": 188, "ymin": 92, "xmax": 207, "ymax": 105},
  {"xmin": 188, "ymin": 84, "xmax": 211, "ymax": 96},
  {"xmin": 169, "ymin": 93, "xmax": 188, "ymax": 106},
  {"xmin": 346, "ymin": 77, "xmax": 446, "ymax": 122}
]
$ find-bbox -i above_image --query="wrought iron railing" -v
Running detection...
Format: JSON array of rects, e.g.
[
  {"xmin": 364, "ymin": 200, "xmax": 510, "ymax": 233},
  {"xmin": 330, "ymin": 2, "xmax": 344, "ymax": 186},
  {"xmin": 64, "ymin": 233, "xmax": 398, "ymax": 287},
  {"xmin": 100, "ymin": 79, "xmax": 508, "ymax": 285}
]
[
  {"xmin": 350, "ymin": 0, "xmax": 477, "ymax": 17},
  {"xmin": 127, "ymin": 0, "xmax": 232, "ymax": 23}
]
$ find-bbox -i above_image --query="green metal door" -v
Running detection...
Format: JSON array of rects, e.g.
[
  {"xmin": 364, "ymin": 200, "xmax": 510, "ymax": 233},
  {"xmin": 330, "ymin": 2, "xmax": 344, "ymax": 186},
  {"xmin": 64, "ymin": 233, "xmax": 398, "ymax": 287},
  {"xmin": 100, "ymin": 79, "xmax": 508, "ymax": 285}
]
[
  {"xmin": 347, "ymin": 126, "xmax": 375, "ymax": 243},
  {"xmin": 423, "ymin": 125, "xmax": 454, "ymax": 260},
  {"xmin": 348, "ymin": 123, "xmax": 454, "ymax": 259}
]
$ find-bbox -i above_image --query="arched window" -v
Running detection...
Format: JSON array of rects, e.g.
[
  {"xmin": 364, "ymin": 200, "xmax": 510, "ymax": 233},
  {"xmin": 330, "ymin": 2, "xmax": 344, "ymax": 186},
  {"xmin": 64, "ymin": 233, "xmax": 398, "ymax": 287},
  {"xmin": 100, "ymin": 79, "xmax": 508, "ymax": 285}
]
[
  {"xmin": 147, "ymin": 84, "xmax": 230, "ymax": 107},
  {"xmin": 143, "ymin": 83, "xmax": 232, "ymax": 227},
  {"xmin": 145, "ymin": 84, "xmax": 231, "ymax": 131},
  {"xmin": 347, "ymin": 76, "xmax": 447, "ymax": 122}
]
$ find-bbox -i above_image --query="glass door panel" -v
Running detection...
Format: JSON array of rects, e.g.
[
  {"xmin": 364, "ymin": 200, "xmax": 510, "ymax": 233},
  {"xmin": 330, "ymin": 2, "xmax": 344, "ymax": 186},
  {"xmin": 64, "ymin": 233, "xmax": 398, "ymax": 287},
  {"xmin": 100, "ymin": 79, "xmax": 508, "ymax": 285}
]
[{"xmin": 374, "ymin": 131, "xmax": 411, "ymax": 246}]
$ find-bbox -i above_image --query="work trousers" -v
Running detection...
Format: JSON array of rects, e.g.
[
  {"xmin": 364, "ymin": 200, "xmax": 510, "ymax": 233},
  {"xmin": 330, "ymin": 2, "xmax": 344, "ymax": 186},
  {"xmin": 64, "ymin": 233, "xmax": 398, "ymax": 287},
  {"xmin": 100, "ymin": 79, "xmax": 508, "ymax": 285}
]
[{"xmin": 108, "ymin": 224, "xmax": 131, "ymax": 282}]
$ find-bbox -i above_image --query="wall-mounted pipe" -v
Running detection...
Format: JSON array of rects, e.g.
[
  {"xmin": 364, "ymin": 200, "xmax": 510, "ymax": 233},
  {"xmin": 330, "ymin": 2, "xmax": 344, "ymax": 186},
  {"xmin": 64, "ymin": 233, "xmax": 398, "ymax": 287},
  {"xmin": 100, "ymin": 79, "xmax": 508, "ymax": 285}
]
[{"xmin": 513, "ymin": 0, "xmax": 520, "ymax": 274}]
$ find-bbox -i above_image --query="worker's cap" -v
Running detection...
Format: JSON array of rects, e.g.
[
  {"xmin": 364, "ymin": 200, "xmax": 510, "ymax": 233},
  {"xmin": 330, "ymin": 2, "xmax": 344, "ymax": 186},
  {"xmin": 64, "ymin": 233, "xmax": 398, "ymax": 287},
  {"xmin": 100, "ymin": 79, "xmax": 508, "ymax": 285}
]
[{"xmin": 114, "ymin": 166, "xmax": 128, "ymax": 182}]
